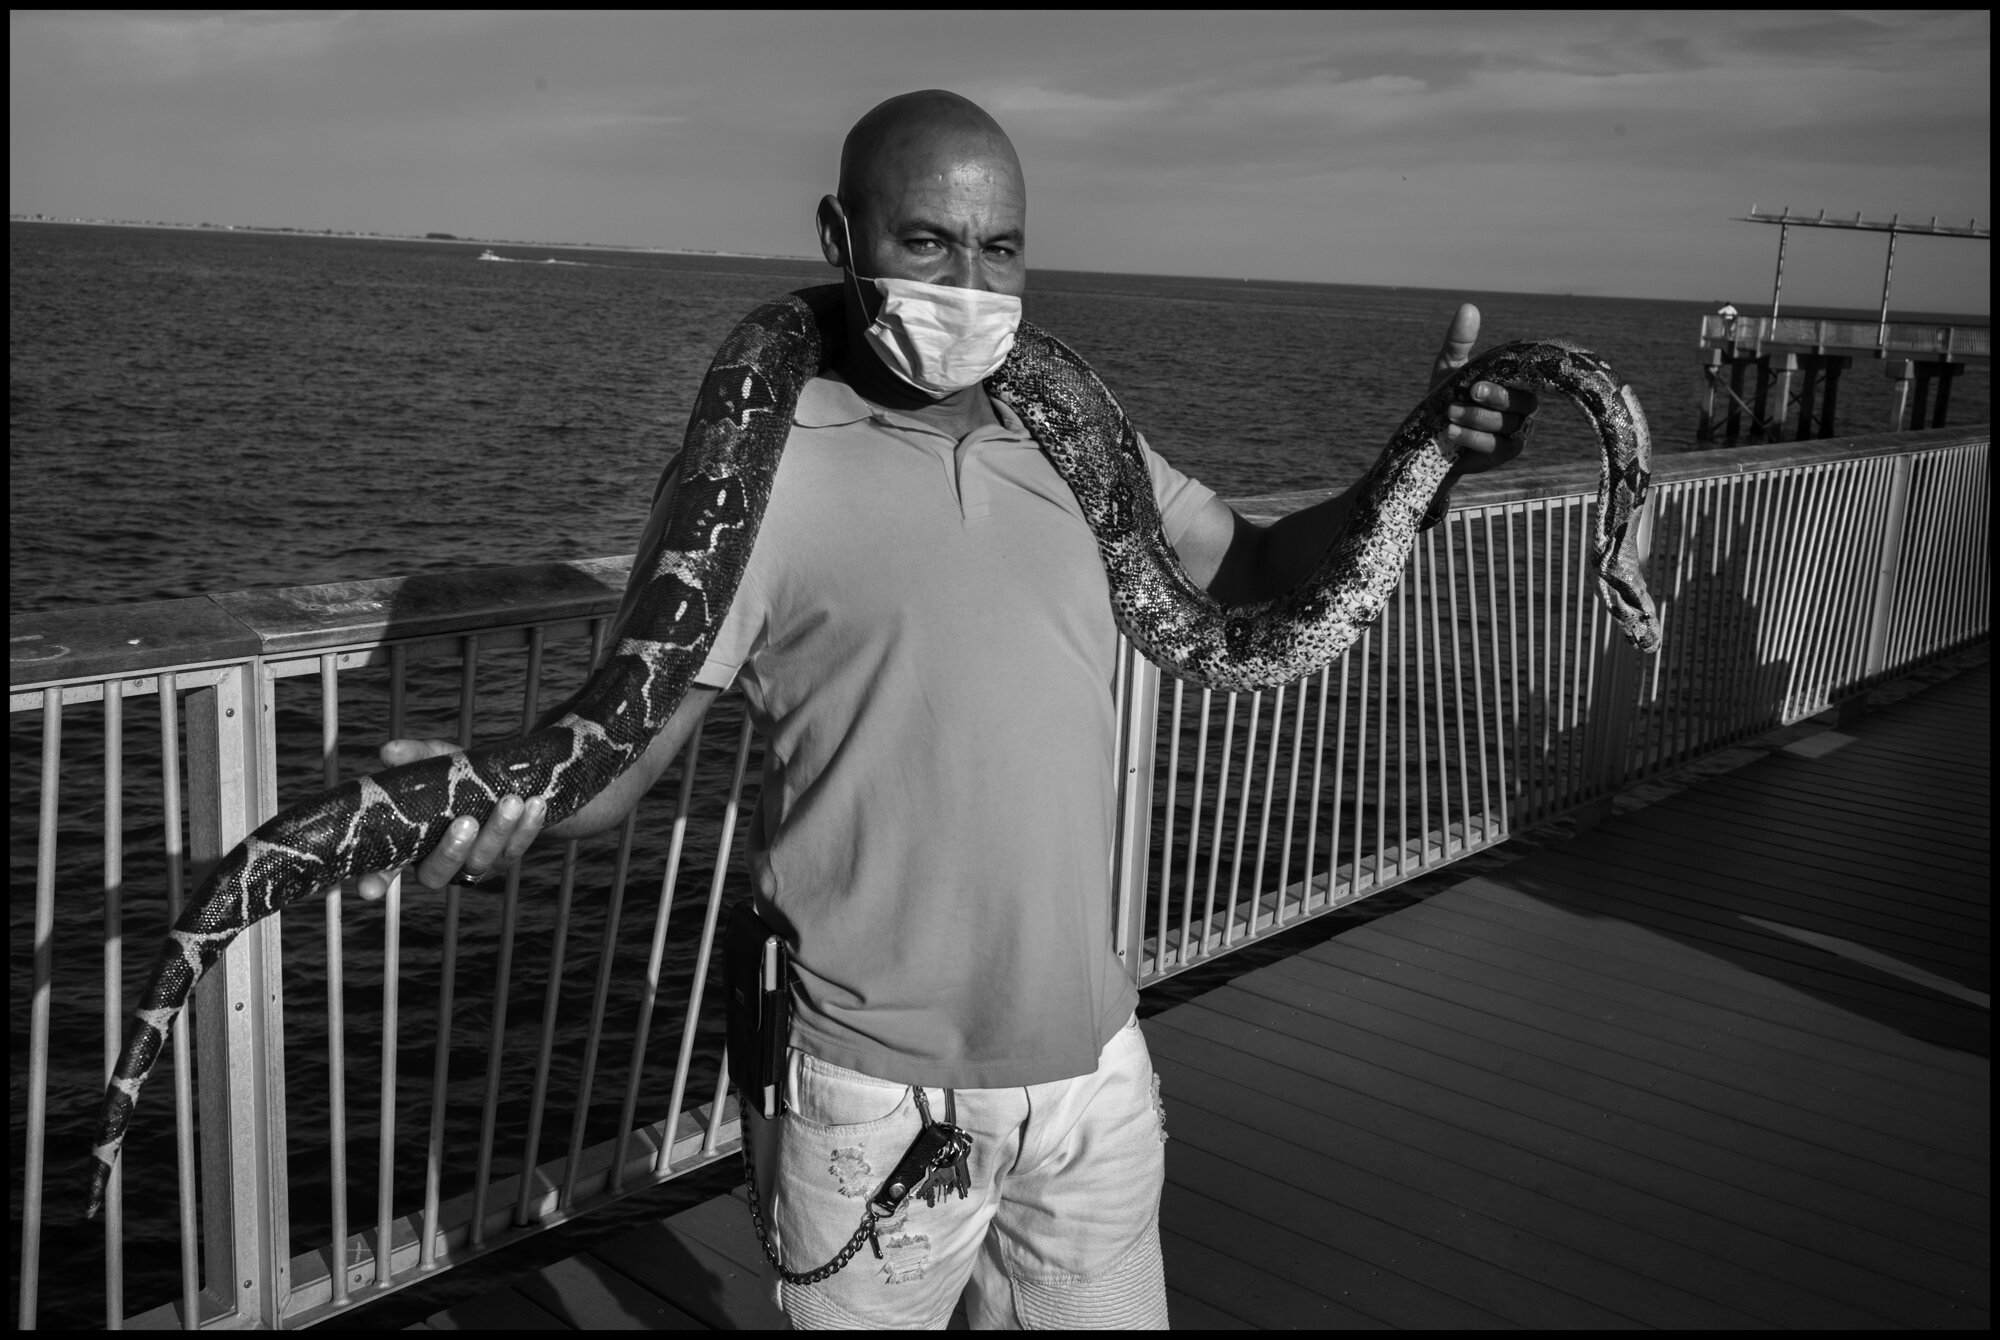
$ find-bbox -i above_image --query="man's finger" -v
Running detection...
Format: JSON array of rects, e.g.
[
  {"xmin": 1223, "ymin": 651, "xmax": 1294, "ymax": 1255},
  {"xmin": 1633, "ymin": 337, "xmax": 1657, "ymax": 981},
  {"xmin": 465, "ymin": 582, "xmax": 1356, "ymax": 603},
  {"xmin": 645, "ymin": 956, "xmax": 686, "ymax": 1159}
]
[
  {"xmin": 460, "ymin": 796, "xmax": 524, "ymax": 879},
  {"xmin": 502, "ymin": 798, "xmax": 547, "ymax": 865},
  {"xmin": 1431, "ymin": 302, "xmax": 1481, "ymax": 387},
  {"xmin": 378, "ymin": 736, "xmax": 459, "ymax": 768},
  {"xmin": 357, "ymin": 869, "xmax": 397, "ymax": 902},
  {"xmin": 416, "ymin": 816, "xmax": 481, "ymax": 890},
  {"xmin": 1467, "ymin": 381, "xmax": 1538, "ymax": 417}
]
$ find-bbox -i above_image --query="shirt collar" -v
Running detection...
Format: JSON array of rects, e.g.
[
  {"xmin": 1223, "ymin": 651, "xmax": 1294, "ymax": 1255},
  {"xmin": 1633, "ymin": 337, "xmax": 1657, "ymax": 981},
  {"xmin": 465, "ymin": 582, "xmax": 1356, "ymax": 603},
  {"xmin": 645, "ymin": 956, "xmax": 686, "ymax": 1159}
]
[
  {"xmin": 793, "ymin": 375, "xmax": 875, "ymax": 428},
  {"xmin": 795, "ymin": 375, "xmax": 1031, "ymax": 439}
]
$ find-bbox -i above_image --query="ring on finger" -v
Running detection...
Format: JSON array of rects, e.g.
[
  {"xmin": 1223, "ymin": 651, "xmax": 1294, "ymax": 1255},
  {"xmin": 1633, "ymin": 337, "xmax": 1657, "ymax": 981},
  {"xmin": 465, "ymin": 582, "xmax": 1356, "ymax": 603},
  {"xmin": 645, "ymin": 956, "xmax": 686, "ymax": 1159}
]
[{"xmin": 452, "ymin": 865, "xmax": 493, "ymax": 887}]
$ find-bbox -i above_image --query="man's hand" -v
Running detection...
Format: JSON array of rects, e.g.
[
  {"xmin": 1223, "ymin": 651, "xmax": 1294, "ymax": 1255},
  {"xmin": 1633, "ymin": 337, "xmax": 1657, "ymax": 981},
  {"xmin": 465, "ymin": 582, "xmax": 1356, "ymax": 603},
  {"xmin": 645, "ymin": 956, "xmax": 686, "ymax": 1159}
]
[
  {"xmin": 1431, "ymin": 302, "xmax": 1538, "ymax": 474},
  {"xmin": 353, "ymin": 738, "xmax": 546, "ymax": 901}
]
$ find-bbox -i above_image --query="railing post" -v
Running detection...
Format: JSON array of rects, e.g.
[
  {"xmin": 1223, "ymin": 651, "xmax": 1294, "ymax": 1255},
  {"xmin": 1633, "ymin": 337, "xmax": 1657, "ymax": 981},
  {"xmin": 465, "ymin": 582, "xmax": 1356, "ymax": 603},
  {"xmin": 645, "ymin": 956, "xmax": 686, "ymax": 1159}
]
[
  {"xmin": 1578, "ymin": 503, "xmax": 1654, "ymax": 830},
  {"xmin": 1110, "ymin": 643, "xmax": 1162, "ymax": 981},
  {"xmin": 183, "ymin": 665, "xmax": 291, "ymax": 1327},
  {"xmin": 1849, "ymin": 453, "xmax": 1916, "ymax": 720}
]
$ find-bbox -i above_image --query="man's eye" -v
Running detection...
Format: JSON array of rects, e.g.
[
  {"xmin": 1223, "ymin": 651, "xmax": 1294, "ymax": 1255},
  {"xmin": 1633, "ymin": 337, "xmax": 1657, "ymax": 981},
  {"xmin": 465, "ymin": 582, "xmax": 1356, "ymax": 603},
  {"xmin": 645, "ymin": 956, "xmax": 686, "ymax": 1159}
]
[{"xmin": 905, "ymin": 239, "xmax": 943, "ymax": 254}]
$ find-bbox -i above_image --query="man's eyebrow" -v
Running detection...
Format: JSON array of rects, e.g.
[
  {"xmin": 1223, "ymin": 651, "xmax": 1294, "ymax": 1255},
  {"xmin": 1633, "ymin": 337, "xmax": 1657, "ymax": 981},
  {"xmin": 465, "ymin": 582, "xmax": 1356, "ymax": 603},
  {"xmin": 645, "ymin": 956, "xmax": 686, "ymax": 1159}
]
[{"xmin": 892, "ymin": 216, "xmax": 1024, "ymax": 246}]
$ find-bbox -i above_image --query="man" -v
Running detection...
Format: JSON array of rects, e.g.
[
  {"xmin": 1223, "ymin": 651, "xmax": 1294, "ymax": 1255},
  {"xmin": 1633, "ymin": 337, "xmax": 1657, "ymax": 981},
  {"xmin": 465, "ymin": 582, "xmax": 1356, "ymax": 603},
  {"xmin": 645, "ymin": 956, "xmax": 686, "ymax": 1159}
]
[{"xmin": 360, "ymin": 89, "xmax": 1534, "ymax": 1328}]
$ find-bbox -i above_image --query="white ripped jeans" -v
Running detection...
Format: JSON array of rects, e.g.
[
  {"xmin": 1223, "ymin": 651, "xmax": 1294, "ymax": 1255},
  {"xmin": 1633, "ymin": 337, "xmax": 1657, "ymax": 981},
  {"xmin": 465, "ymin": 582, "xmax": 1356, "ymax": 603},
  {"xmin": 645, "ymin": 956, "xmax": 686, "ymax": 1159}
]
[{"xmin": 745, "ymin": 1014, "xmax": 1170, "ymax": 1330}]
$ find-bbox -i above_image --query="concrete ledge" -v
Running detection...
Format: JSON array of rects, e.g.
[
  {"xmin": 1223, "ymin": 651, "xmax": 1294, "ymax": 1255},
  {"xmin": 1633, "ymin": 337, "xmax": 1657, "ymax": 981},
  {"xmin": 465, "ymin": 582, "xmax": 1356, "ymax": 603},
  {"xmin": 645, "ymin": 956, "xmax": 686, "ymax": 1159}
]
[
  {"xmin": 8, "ymin": 596, "xmax": 261, "ymax": 688},
  {"xmin": 10, "ymin": 557, "xmax": 633, "ymax": 689},
  {"xmin": 210, "ymin": 555, "xmax": 632, "ymax": 657}
]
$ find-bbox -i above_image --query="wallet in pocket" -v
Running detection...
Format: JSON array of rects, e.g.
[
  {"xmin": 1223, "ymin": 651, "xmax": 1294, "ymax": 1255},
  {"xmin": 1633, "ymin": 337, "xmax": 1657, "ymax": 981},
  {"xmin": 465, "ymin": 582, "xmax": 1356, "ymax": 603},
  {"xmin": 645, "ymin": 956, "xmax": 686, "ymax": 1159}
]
[{"xmin": 724, "ymin": 901, "xmax": 790, "ymax": 1120}]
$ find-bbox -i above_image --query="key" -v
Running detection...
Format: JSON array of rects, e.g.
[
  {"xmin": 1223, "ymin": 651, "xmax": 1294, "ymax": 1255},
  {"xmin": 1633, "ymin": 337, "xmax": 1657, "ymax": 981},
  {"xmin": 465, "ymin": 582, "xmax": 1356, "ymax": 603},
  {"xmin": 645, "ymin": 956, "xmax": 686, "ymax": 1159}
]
[
  {"xmin": 917, "ymin": 1124, "xmax": 973, "ymax": 1207},
  {"xmin": 939, "ymin": 1089, "xmax": 971, "ymax": 1203}
]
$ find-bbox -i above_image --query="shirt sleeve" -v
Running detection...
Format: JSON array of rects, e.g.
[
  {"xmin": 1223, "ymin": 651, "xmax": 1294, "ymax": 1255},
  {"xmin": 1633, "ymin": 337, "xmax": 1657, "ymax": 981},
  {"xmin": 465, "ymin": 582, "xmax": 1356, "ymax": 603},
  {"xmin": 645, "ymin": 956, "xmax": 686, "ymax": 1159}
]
[
  {"xmin": 612, "ymin": 456, "xmax": 765, "ymax": 692},
  {"xmin": 1136, "ymin": 431, "xmax": 1219, "ymax": 548}
]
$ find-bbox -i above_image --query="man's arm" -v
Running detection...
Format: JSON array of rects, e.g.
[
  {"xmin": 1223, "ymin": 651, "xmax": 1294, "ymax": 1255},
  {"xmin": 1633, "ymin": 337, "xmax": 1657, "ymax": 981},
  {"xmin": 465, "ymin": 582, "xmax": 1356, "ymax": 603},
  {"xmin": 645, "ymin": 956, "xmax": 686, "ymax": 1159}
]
[
  {"xmin": 1175, "ymin": 303, "xmax": 1537, "ymax": 604},
  {"xmin": 355, "ymin": 453, "xmax": 730, "ymax": 902}
]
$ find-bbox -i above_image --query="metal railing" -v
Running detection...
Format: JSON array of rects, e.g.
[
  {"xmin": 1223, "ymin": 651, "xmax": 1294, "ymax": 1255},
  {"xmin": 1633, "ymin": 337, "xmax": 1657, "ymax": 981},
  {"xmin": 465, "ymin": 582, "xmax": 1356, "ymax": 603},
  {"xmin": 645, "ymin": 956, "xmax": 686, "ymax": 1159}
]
[{"xmin": 9, "ymin": 425, "xmax": 1988, "ymax": 1329}]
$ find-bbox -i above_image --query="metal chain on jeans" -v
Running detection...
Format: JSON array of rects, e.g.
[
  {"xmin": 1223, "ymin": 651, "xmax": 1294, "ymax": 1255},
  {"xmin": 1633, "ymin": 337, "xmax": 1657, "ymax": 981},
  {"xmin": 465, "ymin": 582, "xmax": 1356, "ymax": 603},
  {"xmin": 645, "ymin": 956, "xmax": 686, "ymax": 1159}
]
[{"xmin": 740, "ymin": 1114, "xmax": 882, "ymax": 1285}]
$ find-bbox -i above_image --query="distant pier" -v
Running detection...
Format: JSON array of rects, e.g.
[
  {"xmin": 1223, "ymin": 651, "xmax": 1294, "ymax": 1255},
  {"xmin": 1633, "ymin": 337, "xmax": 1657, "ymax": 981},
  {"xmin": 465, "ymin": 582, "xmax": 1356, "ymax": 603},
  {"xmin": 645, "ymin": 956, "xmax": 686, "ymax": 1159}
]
[
  {"xmin": 1697, "ymin": 208, "xmax": 1991, "ymax": 446},
  {"xmin": 1695, "ymin": 315, "xmax": 1990, "ymax": 446}
]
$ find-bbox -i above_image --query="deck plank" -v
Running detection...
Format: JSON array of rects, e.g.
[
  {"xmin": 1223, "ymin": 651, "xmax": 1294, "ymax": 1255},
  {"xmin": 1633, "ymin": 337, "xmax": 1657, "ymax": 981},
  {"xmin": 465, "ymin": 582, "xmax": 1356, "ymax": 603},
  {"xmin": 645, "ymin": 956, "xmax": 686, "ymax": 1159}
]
[
  {"xmin": 1534, "ymin": 829, "xmax": 1988, "ymax": 940},
  {"xmin": 589, "ymin": 1211, "xmax": 786, "ymax": 1331},
  {"xmin": 511, "ymin": 1254, "xmax": 710, "ymax": 1330},
  {"xmin": 1482, "ymin": 865, "xmax": 1988, "ymax": 1050},
  {"xmin": 1154, "ymin": 1035, "xmax": 1761, "ymax": 1327},
  {"xmin": 1156, "ymin": 1228, "xmax": 1380, "ymax": 1329},
  {"xmin": 1666, "ymin": 778, "xmax": 1988, "ymax": 849},
  {"xmin": 1155, "ymin": 1032, "xmax": 1883, "ymax": 1329},
  {"xmin": 1358, "ymin": 893, "xmax": 1987, "ymax": 1135},
  {"xmin": 1446, "ymin": 877, "xmax": 1990, "ymax": 1095},
  {"xmin": 1522, "ymin": 836, "xmax": 1987, "ymax": 968},
  {"xmin": 1215, "ymin": 952, "xmax": 1986, "ymax": 1271},
  {"xmin": 421, "ymin": 1286, "xmax": 570, "ymax": 1331},
  {"xmin": 1161, "ymin": 1128, "xmax": 1623, "ymax": 1327},
  {"xmin": 1309, "ymin": 922, "xmax": 1990, "ymax": 1204},
  {"xmin": 1591, "ymin": 805, "xmax": 1990, "ymax": 919},
  {"xmin": 1153, "ymin": 1006, "xmax": 1923, "ymax": 1327}
]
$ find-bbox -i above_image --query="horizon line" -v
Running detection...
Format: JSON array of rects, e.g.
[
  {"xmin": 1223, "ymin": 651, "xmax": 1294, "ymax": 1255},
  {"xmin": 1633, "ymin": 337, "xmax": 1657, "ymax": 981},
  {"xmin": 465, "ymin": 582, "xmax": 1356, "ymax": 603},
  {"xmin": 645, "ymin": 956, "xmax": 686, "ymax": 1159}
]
[{"xmin": 12, "ymin": 213, "xmax": 1993, "ymax": 322}]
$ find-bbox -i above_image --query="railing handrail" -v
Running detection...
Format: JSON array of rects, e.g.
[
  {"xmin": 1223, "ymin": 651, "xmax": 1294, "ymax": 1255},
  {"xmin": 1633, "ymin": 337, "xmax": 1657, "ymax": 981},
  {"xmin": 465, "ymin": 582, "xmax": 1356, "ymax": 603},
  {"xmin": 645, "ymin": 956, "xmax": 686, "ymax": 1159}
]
[
  {"xmin": 1226, "ymin": 422, "xmax": 1990, "ymax": 522},
  {"xmin": 15, "ymin": 425, "xmax": 1989, "ymax": 696}
]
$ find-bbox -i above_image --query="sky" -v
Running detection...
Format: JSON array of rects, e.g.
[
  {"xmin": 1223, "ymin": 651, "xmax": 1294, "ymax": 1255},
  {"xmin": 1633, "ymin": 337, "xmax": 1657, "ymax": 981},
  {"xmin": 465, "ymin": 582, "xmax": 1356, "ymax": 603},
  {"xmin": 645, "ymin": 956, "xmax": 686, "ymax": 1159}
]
[{"xmin": 9, "ymin": 10, "xmax": 1991, "ymax": 314}]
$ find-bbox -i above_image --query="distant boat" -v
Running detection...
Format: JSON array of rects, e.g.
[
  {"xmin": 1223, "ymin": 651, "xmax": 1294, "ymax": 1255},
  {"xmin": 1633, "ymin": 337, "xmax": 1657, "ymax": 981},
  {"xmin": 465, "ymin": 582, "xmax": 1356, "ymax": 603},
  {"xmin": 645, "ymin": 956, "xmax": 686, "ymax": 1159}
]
[{"xmin": 476, "ymin": 249, "xmax": 503, "ymax": 261}]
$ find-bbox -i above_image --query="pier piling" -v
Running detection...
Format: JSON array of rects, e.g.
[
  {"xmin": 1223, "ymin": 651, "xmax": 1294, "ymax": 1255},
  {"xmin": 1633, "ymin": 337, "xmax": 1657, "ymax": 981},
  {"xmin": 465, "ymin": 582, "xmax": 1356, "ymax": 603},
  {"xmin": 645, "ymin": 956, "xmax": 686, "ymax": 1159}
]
[
  {"xmin": 1887, "ymin": 360, "xmax": 1913, "ymax": 432},
  {"xmin": 1792, "ymin": 353, "xmax": 1851, "ymax": 440},
  {"xmin": 1908, "ymin": 359, "xmax": 1966, "ymax": 429},
  {"xmin": 1696, "ymin": 344, "xmax": 1780, "ymax": 446}
]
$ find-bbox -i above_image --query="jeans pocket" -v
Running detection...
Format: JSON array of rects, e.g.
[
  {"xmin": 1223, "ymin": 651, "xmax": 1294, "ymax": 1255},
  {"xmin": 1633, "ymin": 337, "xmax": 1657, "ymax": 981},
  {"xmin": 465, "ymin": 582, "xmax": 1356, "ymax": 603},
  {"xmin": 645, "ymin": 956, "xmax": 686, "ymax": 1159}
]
[{"xmin": 787, "ymin": 1051, "xmax": 914, "ymax": 1134}]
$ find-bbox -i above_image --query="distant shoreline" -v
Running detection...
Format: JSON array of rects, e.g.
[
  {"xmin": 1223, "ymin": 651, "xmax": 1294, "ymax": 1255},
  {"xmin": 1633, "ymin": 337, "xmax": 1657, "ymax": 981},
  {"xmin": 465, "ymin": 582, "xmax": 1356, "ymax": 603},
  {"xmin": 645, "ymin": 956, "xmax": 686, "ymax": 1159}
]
[
  {"xmin": 7, "ymin": 214, "xmax": 815, "ymax": 264},
  {"xmin": 10, "ymin": 214, "xmax": 1990, "ymax": 321}
]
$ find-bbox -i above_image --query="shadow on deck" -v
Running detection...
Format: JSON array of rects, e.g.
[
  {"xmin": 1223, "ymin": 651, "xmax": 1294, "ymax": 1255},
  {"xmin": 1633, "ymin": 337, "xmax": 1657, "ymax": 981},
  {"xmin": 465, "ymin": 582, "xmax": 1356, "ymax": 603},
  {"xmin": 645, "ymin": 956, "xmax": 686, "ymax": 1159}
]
[{"xmin": 411, "ymin": 662, "xmax": 1989, "ymax": 1330}]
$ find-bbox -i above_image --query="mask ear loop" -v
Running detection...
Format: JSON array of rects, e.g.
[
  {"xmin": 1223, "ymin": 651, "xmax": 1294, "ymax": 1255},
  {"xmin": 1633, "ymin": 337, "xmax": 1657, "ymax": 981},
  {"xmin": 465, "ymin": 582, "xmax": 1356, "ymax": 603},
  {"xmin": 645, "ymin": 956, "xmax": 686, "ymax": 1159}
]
[{"xmin": 838, "ymin": 210, "xmax": 878, "ymax": 323}]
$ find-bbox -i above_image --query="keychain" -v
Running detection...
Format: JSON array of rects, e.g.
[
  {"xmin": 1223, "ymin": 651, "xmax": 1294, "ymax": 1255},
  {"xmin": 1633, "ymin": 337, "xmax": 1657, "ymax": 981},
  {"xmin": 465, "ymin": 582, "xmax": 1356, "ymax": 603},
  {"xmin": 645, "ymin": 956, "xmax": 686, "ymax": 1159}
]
[
  {"xmin": 745, "ymin": 1083, "xmax": 975, "ymax": 1285},
  {"xmin": 869, "ymin": 1087, "xmax": 973, "ymax": 1216}
]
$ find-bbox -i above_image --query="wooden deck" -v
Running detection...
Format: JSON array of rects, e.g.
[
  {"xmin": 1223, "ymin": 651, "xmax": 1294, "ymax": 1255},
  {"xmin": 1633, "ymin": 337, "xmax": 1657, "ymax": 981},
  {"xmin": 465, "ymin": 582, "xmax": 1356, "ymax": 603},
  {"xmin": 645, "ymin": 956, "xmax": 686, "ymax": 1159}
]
[{"xmin": 413, "ymin": 661, "xmax": 1989, "ymax": 1329}]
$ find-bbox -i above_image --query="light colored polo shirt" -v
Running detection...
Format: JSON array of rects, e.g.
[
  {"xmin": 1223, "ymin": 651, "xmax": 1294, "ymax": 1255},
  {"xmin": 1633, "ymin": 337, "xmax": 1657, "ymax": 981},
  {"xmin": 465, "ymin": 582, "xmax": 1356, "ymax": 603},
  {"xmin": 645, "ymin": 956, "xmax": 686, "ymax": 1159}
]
[{"xmin": 636, "ymin": 374, "xmax": 1215, "ymax": 1089}]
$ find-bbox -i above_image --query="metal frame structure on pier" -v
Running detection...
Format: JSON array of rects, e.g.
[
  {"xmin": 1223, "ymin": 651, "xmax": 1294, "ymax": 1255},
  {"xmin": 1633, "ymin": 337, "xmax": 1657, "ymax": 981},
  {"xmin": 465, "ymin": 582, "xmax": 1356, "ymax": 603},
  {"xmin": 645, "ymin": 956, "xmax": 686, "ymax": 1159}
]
[
  {"xmin": 1740, "ymin": 205, "xmax": 1988, "ymax": 344},
  {"xmin": 1695, "ymin": 209, "xmax": 1989, "ymax": 446}
]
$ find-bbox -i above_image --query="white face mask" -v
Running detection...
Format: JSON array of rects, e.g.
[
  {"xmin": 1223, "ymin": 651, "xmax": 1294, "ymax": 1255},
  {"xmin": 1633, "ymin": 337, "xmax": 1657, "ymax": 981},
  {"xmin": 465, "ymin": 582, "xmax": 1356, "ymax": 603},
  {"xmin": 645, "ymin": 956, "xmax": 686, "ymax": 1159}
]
[{"xmin": 843, "ymin": 216, "xmax": 1022, "ymax": 397}]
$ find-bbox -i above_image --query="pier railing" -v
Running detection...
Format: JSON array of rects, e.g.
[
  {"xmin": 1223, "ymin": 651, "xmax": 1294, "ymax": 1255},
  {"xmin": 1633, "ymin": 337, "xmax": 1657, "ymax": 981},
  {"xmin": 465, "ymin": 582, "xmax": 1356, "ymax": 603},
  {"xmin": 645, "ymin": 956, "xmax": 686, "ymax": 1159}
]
[
  {"xmin": 9, "ymin": 424, "xmax": 1988, "ymax": 1329},
  {"xmin": 1698, "ymin": 313, "xmax": 1991, "ymax": 362}
]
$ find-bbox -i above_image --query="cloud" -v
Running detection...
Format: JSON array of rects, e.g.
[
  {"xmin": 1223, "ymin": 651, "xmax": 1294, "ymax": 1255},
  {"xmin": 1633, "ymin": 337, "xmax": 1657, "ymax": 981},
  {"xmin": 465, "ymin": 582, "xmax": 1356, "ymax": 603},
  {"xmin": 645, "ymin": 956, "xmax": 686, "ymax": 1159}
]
[{"xmin": 8, "ymin": 11, "xmax": 1987, "ymax": 308}]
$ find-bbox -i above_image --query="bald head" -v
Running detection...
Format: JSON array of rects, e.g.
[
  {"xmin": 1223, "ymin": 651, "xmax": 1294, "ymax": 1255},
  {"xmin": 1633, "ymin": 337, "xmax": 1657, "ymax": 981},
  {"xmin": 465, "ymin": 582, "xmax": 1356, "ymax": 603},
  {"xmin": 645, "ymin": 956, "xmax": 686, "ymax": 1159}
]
[
  {"xmin": 837, "ymin": 90, "xmax": 1022, "ymax": 224},
  {"xmin": 819, "ymin": 90, "xmax": 1026, "ymax": 298}
]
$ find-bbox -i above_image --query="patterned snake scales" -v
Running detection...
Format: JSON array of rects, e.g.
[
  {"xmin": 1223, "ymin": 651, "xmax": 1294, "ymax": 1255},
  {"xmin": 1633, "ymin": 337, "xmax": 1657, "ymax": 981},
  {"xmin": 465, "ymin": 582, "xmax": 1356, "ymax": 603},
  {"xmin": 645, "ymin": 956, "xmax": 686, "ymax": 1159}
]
[{"xmin": 88, "ymin": 284, "xmax": 1659, "ymax": 1216}]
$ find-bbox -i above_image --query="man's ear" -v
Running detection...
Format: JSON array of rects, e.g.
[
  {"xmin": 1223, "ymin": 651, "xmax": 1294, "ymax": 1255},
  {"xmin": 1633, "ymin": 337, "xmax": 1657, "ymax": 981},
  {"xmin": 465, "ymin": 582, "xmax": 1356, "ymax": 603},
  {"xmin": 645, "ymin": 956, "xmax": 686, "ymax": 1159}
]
[{"xmin": 816, "ymin": 195, "xmax": 847, "ymax": 270}]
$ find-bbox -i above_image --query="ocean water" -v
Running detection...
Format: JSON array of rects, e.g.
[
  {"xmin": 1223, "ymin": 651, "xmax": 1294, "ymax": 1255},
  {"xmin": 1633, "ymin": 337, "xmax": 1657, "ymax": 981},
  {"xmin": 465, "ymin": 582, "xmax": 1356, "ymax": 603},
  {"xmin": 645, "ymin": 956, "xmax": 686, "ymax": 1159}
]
[
  {"xmin": 8, "ymin": 222, "xmax": 1989, "ymax": 1326},
  {"xmin": 17, "ymin": 222, "xmax": 1986, "ymax": 615}
]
